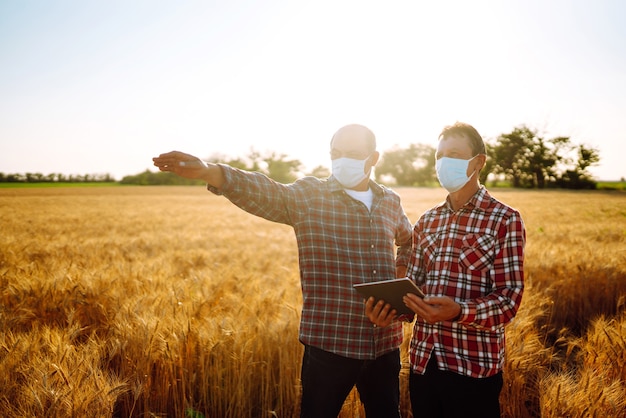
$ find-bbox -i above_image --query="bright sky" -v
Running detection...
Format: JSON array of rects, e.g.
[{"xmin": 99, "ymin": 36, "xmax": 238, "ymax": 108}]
[{"xmin": 1, "ymin": 0, "xmax": 625, "ymax": 181}]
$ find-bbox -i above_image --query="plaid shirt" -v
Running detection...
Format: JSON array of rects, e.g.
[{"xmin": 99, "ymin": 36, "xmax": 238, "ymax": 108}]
[
  {"xmin": 208, "ymin": 165, "xmax": 413, "ymax": 360},
  {"xmin": 407, "ymin": 187, "xmax": 525, "ymax": 378}
]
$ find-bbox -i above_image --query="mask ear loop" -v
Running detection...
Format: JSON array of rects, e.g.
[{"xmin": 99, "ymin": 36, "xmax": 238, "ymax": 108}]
[
  {"xmin": 466, "ymin": 154, "xmax": 479, "ymax": 179},
  {"xmin": 364, "ymin": 153, "xmax": 374, "ymax": 177},
  {"xmin": 468, "ymin": 153, "xmax": 487, "ymax": 180}
]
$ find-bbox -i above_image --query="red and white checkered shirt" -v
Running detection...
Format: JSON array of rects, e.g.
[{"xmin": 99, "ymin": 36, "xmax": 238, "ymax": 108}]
[
  {"xmin": 209, "ymin": 165, "xmax": 413, "ymax": 360},
  {"xmin": 407, "ymin": 187, "xmax": 525, "ymax": 378}
]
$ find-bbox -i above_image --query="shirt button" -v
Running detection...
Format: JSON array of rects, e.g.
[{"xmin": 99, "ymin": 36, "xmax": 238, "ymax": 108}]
[
  {"xmin": 371, "ymin": 244, "xmax": 375, "ymax": 248},
  {"xmin": 373, "ymin": 270, "xmax": 377, "ymax": 274}
]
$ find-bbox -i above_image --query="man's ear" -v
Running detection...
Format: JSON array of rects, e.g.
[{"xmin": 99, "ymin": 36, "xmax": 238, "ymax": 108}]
[
  {"xmin": 369, "ymin": 151, "xmax": 380, "ymax": 166},
  {"xmin": 476, "ymin": 154, "xmax": 487, "ymax": 171}
]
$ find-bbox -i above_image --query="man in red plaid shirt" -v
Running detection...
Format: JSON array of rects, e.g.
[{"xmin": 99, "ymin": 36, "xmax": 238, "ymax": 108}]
[
  {"xmin": 154, "ymin": 124, "xmax": 413, "ymax": 418},
  {"xmin": 367, "ymin": 122, "xmax": 525, "ymax": 418}
]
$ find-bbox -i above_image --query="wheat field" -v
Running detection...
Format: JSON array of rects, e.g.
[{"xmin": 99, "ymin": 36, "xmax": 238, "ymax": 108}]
[{"xmin": 0, "ymin": 185, "xmax": 625, "ymax": 417}]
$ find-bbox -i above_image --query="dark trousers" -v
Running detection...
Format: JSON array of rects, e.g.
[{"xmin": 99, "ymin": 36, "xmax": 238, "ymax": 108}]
[
  {"xmin": 300, "ymin": 345, "xmax": 401, "ymax": 418},
  {"xmin": 409, "ymin": 356, "xmax": 503, "ymax": 418}
]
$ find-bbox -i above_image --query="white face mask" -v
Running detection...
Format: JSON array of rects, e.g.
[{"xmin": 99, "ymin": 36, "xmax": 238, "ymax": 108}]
[
  {"xmin": 436, "ymin": 155, "xmax": 477, "ymax": 193},
  {"xmin": 332, "ymin": 156, "xmax": 371, "ymax": 188}
]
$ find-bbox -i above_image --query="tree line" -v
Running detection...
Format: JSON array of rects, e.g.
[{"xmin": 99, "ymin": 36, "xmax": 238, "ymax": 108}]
[
  {"xmin": 0, "ymin": 172, "xmax": 115, "ymax": 183},
  {"xmin": 2, "ymin": 125, "xmax": 604, "ymax": 189},
  {"xmin": 121, "ymin": 125, "xmax": 601, "ymax": 189}
]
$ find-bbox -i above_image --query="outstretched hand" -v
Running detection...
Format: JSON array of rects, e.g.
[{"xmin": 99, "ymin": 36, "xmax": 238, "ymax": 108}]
[{"xmin": 152, "ymin": 151, "xmax": 211, "ymax": 181}]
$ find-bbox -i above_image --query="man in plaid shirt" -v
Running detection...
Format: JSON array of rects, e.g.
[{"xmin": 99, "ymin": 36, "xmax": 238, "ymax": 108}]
[
  {"xmin": 153, "ymin": 124, "xmax": 413, "ymax": 418},
  {"xmin": 366, "ymin": 122, "xmax": 525, "ymax": 418}
]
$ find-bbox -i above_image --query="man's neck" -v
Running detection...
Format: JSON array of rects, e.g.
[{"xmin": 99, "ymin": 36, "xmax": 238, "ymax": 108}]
[
  {"xmin": 448, "ymin": 182, "xmax": 480, "ymax": 211},
  {"xmin": 348, "ymin": 177, "xmax": 371, "ymax": 191}
]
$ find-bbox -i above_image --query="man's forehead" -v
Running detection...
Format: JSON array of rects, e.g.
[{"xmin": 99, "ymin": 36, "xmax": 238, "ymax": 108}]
[
  {"xmin": 331, "ymin": 135, "xmax": 367, "ymax": 150},
  {"xmin": 438, "ymin": 133, "xmax": 471, "ymax": 149},
  {"xmin": 331, "ymin": 124, "xmax": 374, "ymax": 149}
]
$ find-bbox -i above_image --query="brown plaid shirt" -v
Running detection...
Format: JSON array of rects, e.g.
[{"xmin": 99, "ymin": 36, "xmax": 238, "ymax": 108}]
[{"xmin": 209, "ymin": 164, "xmax": 413, "ymax": 360}]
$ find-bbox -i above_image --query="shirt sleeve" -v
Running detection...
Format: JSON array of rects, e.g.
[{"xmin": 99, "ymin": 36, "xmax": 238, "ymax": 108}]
[
  {"xmin": 206, "ymin": 163, "xmax": 296, "ymax": 225},
  {"xmin": 406, "ymin": 221, "xmax": 426, "ymax": 286},
  {"xmin": 394, "ymin": 209, "xmax": 414, "ymax": 270}
]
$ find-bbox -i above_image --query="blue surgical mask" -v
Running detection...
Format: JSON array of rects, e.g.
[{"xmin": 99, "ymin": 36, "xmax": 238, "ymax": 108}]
[
  {"xmin": 332, "ymin": 157, "xmax": 371, "ymax": 188},
  {"xmin": 436, "ymin": 155, "xmax": 477, "ymax": 193}
]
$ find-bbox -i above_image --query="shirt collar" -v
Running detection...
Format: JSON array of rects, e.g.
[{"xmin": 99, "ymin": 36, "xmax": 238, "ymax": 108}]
[
  {"xmin": 328, "ymin": 176, "xmax": 384, "ymax": 197},
  {"xmin": 438, "ymin": 186, "xmax": 491, "ymax": 212}
]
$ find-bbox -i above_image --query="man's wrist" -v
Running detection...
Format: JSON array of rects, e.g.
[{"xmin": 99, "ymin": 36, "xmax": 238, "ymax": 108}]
[{"xmin": 203, "ymin": 163, "xmax": 225, "ymax": 188}]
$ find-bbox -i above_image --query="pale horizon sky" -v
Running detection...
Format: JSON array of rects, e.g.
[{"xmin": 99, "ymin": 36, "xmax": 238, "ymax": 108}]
[{"xmin": 1, "ymin": 0, "xmax": 625, "ymax": 181}]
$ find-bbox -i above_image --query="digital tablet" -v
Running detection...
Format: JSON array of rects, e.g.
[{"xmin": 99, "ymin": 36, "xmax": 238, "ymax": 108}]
[{"xmin": 353, "ymin": 277, "xmax": 424, "ymax": 316}]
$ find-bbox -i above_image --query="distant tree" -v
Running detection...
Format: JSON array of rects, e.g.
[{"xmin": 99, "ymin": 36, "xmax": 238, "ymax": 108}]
[
  {"xmin": 490, "ymin": 125, "xmax": 600, "ymax": 189},
  {"xmin": 262, "ymin": 152, "xmax": 303, "ymax": 184},
  {"xmin": 523, "ymin": 135, "xmax": 572, "ymax": 189},
  {"xmin": 120, "ymin": 170, "xmax": 204, "ymax": 185},
  {"xmin": 212, "ymin": 149, "xmax": 303, "ymax": 184},
  {"xmin": 554, "ymin": 144, "xmax": 600, "ymax": 189},
  {"xmin": 214, "ymin": 149, "xmax": 263, "ymax": 172},
  {"xmin": 223, "ymin": 157, "xmax": 253, "ymax": 171},
  {"xmin": 376, "ymin": 144, "xmax": 436, "ymax": 186},
  {"xmin": 491, "ymin": 126, "xmax": 565, "ymax": 188},
  {"xmin": 102, "ymin": 173, "xmax": 115, "ymax": 182},
  {"xmin": 7, "ymin": 173, "xmax": 22, "ymax": 182},
  {"xmin": 306, "ymin": 165, "xmax": 331, "ymax": 179},
  {"xmin": 575, "ymin": 144, "xmax": 600, "ymax": 172},
  {"xmin": 490, "ymin": 126, "xmax": 536, "ymax": 188}
]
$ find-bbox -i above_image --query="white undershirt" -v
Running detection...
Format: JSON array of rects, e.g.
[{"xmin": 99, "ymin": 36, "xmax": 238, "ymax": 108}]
[{"xmin": 345, "ymin": 187, "xmax": 374, "ymax": 211}]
